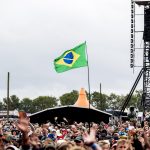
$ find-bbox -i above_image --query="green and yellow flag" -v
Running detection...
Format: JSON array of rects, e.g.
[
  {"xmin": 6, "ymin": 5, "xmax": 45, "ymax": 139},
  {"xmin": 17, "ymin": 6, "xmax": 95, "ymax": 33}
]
[{"xmin": 54, "ymin": 42, "xmax": 88, "ymax": 73}]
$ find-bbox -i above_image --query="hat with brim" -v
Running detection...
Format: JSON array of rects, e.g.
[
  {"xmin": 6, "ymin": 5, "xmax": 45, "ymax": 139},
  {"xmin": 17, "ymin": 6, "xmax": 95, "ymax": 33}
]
[
  {"xmin": 74, "ymin": 136, "xmax": 83, "ymax": 142},
  {"xmin": 6, "ymin": 145, "xmax": 19, "ymax": 150}
]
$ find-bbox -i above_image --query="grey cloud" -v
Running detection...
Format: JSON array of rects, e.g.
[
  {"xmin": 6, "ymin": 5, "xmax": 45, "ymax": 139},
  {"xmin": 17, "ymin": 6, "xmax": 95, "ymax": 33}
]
[{"xmin": 0, "ymin": 0, "xmax": 143, "ymax": 100}]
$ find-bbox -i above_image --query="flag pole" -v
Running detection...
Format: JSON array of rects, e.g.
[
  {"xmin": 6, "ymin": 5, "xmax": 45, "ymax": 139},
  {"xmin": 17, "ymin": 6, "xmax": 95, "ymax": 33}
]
[
  {"xmin": 7, "ymin": 72, "xmax": 10, "ymax": 121},
  {"xmin": 85, "ymin": 41, "xmax": 91, "ymax": 130}
]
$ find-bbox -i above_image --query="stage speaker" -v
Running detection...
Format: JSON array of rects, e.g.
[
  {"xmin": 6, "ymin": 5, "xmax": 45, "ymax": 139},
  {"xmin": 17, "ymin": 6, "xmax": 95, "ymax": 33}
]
[
  {"xmin": 129, "ymin": 106, "xmax": 135, "ymax": 112},
  {"xmin": 144, "ymin": 8, "xmax": 150, "ymax": 41}
]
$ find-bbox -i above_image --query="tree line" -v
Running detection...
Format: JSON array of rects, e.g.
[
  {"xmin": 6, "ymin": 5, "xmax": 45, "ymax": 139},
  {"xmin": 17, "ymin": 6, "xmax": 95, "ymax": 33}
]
[{"xmin": 0, "ymin": 90, "xmax": 143, "ymax": 113}]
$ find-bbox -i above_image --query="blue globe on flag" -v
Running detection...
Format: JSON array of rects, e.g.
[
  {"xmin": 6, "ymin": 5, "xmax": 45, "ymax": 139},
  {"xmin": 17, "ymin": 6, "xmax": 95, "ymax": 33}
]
[{"xmin": 63, "ymin": 52, "xmax": 74, "ymax": 64}]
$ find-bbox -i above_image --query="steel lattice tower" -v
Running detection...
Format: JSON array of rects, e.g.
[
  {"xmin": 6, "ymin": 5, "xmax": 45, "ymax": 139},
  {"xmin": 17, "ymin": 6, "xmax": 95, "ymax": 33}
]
[
  {"xmin": 121, "ymin": 1, "xmax": 150, "ymax": 113},
  {"xmin": 133, "ymin": 1, "xmax": 150, "ymax": 110},
  {"xmin": 143, "ymin": 5, "xmax": 150, "ymax": 109}
]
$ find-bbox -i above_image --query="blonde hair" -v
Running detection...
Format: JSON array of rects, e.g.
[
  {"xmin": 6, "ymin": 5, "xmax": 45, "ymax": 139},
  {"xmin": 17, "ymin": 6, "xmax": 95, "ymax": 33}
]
[
  {"xmin": 56, "ymin": 142, "xmax": 76, "ymax": 150},
  {"xmin": 116, "ymin": 139, "xmax": 133, "ymax": 150},
  {"xmin": 98, "ymin": 140, "xmax": 110, "ymax": 148},
  {"xmin": 69, "ymin": 146, "xmax": 86, "ymax": 150}
]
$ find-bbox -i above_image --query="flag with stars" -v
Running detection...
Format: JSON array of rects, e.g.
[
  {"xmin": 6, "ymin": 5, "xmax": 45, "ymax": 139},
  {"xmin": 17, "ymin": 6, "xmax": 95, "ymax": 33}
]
[{"xmin": 54, "ymin": 42, "xmax": 88, "ymax": 73}]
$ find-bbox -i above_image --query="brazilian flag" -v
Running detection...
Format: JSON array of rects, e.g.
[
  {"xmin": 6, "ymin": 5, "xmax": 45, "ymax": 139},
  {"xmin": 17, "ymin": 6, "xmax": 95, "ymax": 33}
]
[{"xmin": 54, "ymin": 42, "xmax": 88, "ymax": 73}]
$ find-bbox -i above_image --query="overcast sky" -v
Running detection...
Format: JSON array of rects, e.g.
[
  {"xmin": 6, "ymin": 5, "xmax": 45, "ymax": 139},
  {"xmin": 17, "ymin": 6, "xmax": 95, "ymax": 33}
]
[{"xmin": 0, "ymin": 0, "xmax": 144, "ymax": 100}]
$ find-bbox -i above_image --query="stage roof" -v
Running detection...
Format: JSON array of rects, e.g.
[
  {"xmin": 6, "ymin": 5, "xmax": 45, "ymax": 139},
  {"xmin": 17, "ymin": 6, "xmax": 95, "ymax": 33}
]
[{"xmin": 30, "ymin": 88, "xmax": 111, "ymax": 124}]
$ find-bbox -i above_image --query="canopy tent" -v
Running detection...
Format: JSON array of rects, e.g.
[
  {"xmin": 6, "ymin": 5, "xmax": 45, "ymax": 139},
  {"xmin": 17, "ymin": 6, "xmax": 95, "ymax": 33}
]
[{"xmin": 30, "ymin": 88, "xmax": 111, "ymax": 124}]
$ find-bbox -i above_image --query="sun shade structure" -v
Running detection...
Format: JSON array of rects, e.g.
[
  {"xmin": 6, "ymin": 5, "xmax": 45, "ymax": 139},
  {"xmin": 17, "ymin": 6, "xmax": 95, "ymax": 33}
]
[{"xmin": 30, "ymin": 88, "xmax": 111, "ymax": 124}]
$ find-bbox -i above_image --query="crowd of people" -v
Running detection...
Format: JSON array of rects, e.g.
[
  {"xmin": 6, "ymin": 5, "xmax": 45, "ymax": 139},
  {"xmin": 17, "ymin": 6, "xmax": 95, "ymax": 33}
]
[{"xmin": 0, "ymin": 116, "xmax": 150, "ymax": 150}]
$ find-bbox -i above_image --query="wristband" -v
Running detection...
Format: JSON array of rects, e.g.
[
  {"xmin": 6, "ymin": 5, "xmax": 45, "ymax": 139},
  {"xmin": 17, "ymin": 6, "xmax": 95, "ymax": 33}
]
[{"xmin": 91, "ymin": 143, "xmax": 97, "ymax": 150}]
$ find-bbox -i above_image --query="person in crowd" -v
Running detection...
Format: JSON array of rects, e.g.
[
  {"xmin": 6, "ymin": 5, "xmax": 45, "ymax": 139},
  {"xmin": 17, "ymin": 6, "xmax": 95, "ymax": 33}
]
[
  {"xmin": 116, "ymin": 139, "xmax": 133, "ymax": 150},
  {"xmin": 1, "ymin": 116, "xmax": 150, "ymax": 150},
  {"xmin": 98, "ymin": 141, "xmax": 110, "ymax": 150}
]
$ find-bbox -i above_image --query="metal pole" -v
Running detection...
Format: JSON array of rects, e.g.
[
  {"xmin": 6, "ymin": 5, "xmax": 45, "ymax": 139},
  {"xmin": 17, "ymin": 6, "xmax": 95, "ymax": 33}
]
[
  {"xmin": 85, "ymin": 41, "xmax": 91, "ymax": 131},
  {"xmin": 7, "ymin": 72, "xmax": 10, "ymax": 121},
  {"xmin": 100, "ymin": 83, "xmax": 102, "ymax": 109},
  {"xmin": 85, "ymin": 43, "xmax": 91, "ymax": 107}
]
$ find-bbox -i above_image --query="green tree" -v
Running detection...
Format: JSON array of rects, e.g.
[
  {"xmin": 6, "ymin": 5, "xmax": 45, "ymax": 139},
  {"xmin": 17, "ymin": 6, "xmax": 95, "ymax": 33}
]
[
  {"xmin": 60, "ymin": 90, "xmax": 78, "ymax": 106},
  {"xmin": 107, "ymin": 93, "xmax": 125, "ymax": 110},
  {"xmin": 3, "ymin": 95, "xmax": 20, "ymax": 110},
  {"xmin": 19, "ymin": 98, "xmax": 33, "ymax": 113},
  {"xmin": 0, "ymin": 102, "xmax": 4, "ymax": 110},
  {"xmin": 91, "ymin": 91, "xmax": 108, "ymax": 110},
  {"xmin": 32, "ymin": 96, "xmax": 58, "ymax": 112}
]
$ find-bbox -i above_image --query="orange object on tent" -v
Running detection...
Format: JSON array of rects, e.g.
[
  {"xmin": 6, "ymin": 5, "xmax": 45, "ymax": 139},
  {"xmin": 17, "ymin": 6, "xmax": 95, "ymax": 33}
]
[{"xmin": 74, "ymin": 88, "xmax": 94, "ymax": 109}]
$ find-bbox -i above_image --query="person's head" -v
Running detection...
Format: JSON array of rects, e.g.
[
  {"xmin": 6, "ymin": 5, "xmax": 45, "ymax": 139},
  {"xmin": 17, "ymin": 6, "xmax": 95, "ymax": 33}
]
[
  {"xmin": 144, "ymin": 121, "xmax": 148, "ymax": 126},
  {"xmin": 69, "ymin": 146, "xmax": 86, "ymax": 150},
  {"xmin": 136, "ymin": 123, "xmax": 141, "ymax": 128},
  {"xmin": 74, "ymin": 136, "xmax": 84, "ymax": 147},
  {"xmin": 144, "ymin": 125, "xmax": 149, "ymax": 131},
  {"xmin": 55, "ymin": 126, "xmax": 58, "ymax": 130},
  {"xmin": 111, "ymin": 143, "xmax": 117, "ymax": 150},
  {"xmin": 56, "ymin": 141, "xmax": 72, "ymax": 150},
  {"xmin": 52, "ymin": 129, "xmax": 56, "ymax": 135},
  {"xmin": 30, "ymin": 133, "xmax": 40, "ymax": 143},
  {"xmin": 123, "ymin": 123, "xmax": 128, "ymax": 128},
  {"xmin": 98, "ymin": 141, "xmax": 110, "ymax": 150},
  {"xmin": 71, "ymin": 125, "xmax": 77, "ymax": 132},
  {"xmin": 61, "ymin": 129, "xmax": 67, "ymax": 135},
  {"xmin": 113, "ymin": 133, "xmax": 119, "ymax": 141},
  {"xmin": 35, "ymin": 127, "xmax": 42, "ymax": 136},
  {"xmin": 6, "ymin": 145, "xmax": 19, "ymax": 150},
  {"xmin": 129, "ymin": 122, "xmax": 134, "ymax": 127},
  {"xmin": 101, "ymin": 129, "xmax": 107, "ymax": 137},
  {"xmin": 42, "ymin": 128, "xmax": 48, "ymax": 135},
  {"xmin": 116, "ymin": 139, "xmax": 133, "ymax": 150},
  {"xmin": 107, "ymin": 126, "xmax": 114, "ymax": 134},
  {"xmin": 12, "ymin": 130, "xmax": 17, "ymax": 136},
  {"xmin": 44, "ymin": 143, "xmax": 56, "ymax": 150},
  {"xmin": 136, "ymin": 128, "xmax": 144, "ymax": 137}
]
